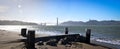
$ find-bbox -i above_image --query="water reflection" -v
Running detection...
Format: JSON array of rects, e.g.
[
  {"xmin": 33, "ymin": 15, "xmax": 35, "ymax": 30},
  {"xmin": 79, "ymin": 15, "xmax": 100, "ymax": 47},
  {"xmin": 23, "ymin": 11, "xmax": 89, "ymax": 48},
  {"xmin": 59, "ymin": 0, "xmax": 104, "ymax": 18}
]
[{"xmin": 0, "ymin": 25, "xmax": 31, "ymax": 32}]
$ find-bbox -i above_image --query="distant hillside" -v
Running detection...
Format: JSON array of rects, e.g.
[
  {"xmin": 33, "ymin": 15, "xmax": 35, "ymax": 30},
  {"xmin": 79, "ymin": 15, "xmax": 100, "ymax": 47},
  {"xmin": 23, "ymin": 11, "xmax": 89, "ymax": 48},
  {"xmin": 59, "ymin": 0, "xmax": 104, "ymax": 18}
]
[
  {"xmin": 0, "ymin": 20, "xmax": 38, "ymax": 25},
  {"xmin": 60, "ymin": 20, "xmax": 120, "ymax": 26}
]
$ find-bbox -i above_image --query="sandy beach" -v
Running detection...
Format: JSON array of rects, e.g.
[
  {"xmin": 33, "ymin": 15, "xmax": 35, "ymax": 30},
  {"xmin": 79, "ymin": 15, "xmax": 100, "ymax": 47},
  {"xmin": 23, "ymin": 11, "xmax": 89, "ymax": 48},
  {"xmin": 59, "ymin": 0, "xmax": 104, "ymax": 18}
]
[{"xmin": 0, "ymin": 29, "xmax": 113, "ymax": 49}]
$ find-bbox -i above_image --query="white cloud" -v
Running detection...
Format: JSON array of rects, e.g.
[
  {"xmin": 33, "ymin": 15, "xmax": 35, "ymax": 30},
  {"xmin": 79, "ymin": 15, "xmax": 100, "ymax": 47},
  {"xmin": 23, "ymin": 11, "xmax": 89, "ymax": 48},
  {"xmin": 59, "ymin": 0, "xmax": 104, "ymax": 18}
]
[{"xmin": 0, "ymin": 6, "xmax": 9, "ymax": 13}]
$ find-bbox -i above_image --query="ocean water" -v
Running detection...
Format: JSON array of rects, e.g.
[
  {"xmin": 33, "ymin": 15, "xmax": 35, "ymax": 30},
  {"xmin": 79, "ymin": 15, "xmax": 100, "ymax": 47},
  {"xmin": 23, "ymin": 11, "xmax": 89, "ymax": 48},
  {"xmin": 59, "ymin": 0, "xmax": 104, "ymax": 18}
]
[{"xmin": 0, "ymin": 25, "xmax": 120, "ymax": 49}]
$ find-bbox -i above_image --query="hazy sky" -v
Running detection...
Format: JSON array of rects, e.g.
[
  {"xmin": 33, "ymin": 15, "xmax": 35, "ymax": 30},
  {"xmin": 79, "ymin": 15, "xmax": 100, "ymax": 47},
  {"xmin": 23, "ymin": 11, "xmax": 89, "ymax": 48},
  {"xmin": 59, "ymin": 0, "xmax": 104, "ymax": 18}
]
[{"xmin": 0, "ymin": 0, "xmax": 120, "ymax": 24}]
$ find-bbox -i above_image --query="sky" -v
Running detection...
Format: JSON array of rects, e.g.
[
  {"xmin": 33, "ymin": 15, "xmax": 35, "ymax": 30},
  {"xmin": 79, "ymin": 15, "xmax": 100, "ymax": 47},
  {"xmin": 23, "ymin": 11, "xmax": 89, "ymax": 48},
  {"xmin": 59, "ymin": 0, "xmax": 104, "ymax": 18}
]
[{"xmin": 0, "ymin": 0, "xmax": 120, "ymax": 24}]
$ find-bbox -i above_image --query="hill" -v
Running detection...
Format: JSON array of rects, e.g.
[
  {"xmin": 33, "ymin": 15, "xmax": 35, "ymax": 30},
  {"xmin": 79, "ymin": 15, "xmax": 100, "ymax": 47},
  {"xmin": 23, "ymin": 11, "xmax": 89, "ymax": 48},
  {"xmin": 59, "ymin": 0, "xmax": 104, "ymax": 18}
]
[
  {"xmin": 0, "ymin": 20, "xmax": 38, "ymax": 25},
  {"xmin": 60, "ymin": 20, "xmax": 120, "ymax": 26}
]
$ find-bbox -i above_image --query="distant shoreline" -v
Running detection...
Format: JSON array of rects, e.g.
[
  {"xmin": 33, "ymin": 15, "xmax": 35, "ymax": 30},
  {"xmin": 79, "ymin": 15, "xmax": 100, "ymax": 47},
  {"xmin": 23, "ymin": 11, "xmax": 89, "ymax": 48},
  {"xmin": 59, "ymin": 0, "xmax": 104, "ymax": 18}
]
[
  {"xmin": 60, "ymin": 20, "xmax": 120, "ymax": 26},
  {"xmin": 0, "ymin": 20, "xmax": 120, "ymax": 26}
]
